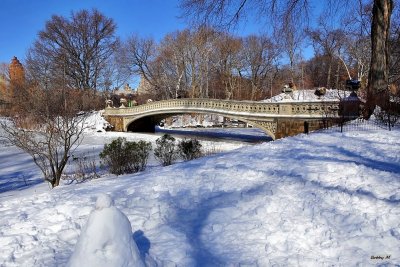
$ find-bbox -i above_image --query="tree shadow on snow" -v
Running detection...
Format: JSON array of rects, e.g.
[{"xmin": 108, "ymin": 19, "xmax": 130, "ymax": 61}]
[
  {"xmin": 310, "ymin": 179, "xmax": 400, "ymax": 204},
  {"xmin": 301, "ymin": 138, "xmax": 400, "ymax": 175},
  {"xmin": 0, "ymin": 150, "xmax": 43, "ymax": 194},
  {"xmin": 0, "ymin": 171, "xmax": 42, "ymax": 194},
  {"xmin": 267, "ymin": 139, "xmax": 400, "ymax": 204},
  {"xmin": 163, "ymin": 181, "xmax": 277, "ymax": 266},
  {"xmin": 271, "ymin": 166, "xmax": 400, "ymax": 205}
]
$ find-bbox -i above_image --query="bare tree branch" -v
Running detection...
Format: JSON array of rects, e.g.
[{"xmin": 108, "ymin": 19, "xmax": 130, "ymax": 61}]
[{"xmin": 26, "ymin": 9, "xmax": 118, "ymax": 91}]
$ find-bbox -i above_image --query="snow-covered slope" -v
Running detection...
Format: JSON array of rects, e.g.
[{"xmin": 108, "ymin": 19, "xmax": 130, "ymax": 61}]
[
  {"xmin": 81, "ymin": 110, "xmax": 111, "ymax": 132},
  {"xmin": 263, "ymin": 89, "xmax": 352, "ymax": 102},
  {"xmin": 0, "ymin": 122, "xmax": 399, "ymax": 266}
]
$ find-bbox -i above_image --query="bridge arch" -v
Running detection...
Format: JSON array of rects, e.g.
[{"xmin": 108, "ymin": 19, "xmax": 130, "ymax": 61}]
[
  {"xmin": 103, "ymin": 98, "xmax": 343, "ymax": 140},
  {"xmin": 124, "ymin": 110, "xmax": 277, "ymax": 140}
]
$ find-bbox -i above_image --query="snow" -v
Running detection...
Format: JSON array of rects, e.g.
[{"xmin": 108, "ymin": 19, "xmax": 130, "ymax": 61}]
[
  {"xmin": 95, "ymin": 193, "xmax": 114, "ymax": 209},
  {"xmin": 262, "ymin": 89, "xmax": 353, "ymax": 102},
  {"xmin": 0, "ymin": 112, "xmax": 399, "ymax": 266},
  {"xmin": 166, "ymin": 114, "xmax": 220, "ymax": 128},
  {"xmin": 81, "ymin": 110, "xmax": 111, "ymax": 132},
  {"xmin": 67, "ymin": 194, "xmax": 144, "ymax": 267}
]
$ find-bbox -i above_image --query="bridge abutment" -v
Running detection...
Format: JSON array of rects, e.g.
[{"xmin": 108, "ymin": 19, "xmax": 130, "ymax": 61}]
[
  {"xmin": 106, "ymin": 116, "xmax": 124, "ymax": 132},
  {"xmin": 275, "ymin": 119, "xmax": 331, "ymax": 139}
]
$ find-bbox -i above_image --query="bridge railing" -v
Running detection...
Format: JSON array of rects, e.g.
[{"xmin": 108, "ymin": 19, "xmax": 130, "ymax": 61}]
[{"xmin": 104, "ymin": 98, "xmax": 340, "ymax": 117}]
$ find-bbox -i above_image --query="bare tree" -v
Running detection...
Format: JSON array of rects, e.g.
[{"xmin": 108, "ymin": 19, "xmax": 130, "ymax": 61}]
[
  {"xmin": 179, "ymin": 0, "xmax": 310, "ymax": 30},
  {"xmin": 341, "ymin": 0, "xmax": 372, "ymax": 90},
  {"xmin": 277, "ymin": 14, "xmax": 305, "ymax": 87},
  {"xmin": 213, "ymin": 32, "xmax": 242, "ymax": 99},
  {"xmin": 342, "ymin": 35, "xmax": 371, "ymax": 88},
  {"xmin": 26, "ymin": 9, "xmax": 118, "ymax": 91},
  {"xmin": 192, "ymin": 27, "xmax": 217, "ymax": 98},
  {"xmin": 0, "ymin": 63, "xmax": 10, "ymax": 101},
  {"xmin": 307, "ymin": 22, "xmax": 347, "ymax": 88},
  {"xmin": 179, "ymin": 0, "xmax": 396, "ymax": 116},
  {"xmin": 125, "ymin": 28, "xmax": 282, "ymax": 101},
  {"xmin": 239, "ymin": 35, "xmax": 280, "ymax": 100},
  {"xmin": 389, "ymin": 6, "xmax": 400, "ymax": 87},
  {"xmin": 125, "ymin": 28, "xmax": 218, "ymax": 99},
  {"xmin": 124, "ymin": 35, "xmax": 162, "ymax": 97},
  {"xmin": 103, "ymin": 44, "xmax": 133, "ymax": 91},
  {"xmin": 366, "ymin": 0, "xmax": 394, "ymax": 115},
  {"xmin": 157, "ymin": 32, "xmax": 187, "ymax": 98},
  {"xmin": 0, "ymin": 85, "xmax": 89, "ymax": 188}
]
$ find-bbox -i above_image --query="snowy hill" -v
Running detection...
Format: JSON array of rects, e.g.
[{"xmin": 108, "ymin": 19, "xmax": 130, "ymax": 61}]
[
  {"xmin": 81, "ymin": 110, "xmax": 111, "ymax": 132},
  {"xmin": 263, "ymin": 89, "xmax": 352, "ymax": 102},
  {"xmin": 0, "ymin": 120, "xmax": 399, "ymax": 266}
]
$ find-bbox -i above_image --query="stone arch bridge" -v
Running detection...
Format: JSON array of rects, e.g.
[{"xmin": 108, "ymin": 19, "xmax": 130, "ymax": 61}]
[{"xmin": 103, "ymin": 98, "xmax": 342, "ymax": 140}]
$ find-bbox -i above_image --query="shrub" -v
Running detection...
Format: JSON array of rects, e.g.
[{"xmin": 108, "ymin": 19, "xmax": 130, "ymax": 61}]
[
  {"xmin": 99, "ymin": 137, "xmax": 125, "ymax": 175},
  {"xmin": 154, "ymin": 134, "xmax": 178, "ymax": 166},
  {"xmin": 62, "ymin": 153, "xmax": 99, "ymax": 184},
  {"xmin": 202, "ymin": 144, "xmax": 223, "ymax": 157},
  {"xmin": 374, "ymin": 104, "xmax": 399, "ymax": 130},
  {"xmin": 100, "ymin": 137, "xmax": 152, "ymax": 175},
  {"xmin": 178, "ymin": 138, "xmax": 202, "ymax": 161},
  {"xmin": 126, "ymin": 140, "xmax": 152, "ymax": 172}
]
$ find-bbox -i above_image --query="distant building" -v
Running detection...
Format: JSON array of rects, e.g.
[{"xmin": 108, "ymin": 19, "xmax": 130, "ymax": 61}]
[
  {"xmin": 8, "ymin": 56, "xmax": 25, "ymax": 99},
  {"xmin": 136, "ymin": 75, "xmax": 155, "ymax": 96},
  {"xmin": 113, "ymin": 83, "xmax": 135, "ymax": 96},
  {"xmin": 0, "ymin": 57, "xmax": 25, "ymax": 104},
  {"xmin": 9, "ymin": 56, "xmax": 25, "ymax": 83}
]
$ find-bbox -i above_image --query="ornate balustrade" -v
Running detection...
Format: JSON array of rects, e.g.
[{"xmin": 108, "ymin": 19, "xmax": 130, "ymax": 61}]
[{"xmin": 104, "ymin": 98, "xmax": 340, "ymax": 118}]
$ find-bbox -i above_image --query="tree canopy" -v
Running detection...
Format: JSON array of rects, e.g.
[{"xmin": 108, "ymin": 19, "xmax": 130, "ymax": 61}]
[
  {"xmin": 179, "ymin": 0, "xmax": 397, "ymax": 115},
  {"xmin": 26, "ymin": 9, "xmax": 119, "ymax": 91}
]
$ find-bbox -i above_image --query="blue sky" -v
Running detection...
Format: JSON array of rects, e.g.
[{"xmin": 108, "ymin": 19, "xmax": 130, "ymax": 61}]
[
  {"xmin": 0, "ymin": 0, "xmax": 190, "ymax": 63},
  {"xmin": 0, "ymin": 0, "xmax": 323, "ymax": 65}
]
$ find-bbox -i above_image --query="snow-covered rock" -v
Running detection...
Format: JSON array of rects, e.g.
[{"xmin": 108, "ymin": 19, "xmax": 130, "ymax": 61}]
[{"xmin": 67, "ymin": 194, "xmax": 144, "ymax": 267}]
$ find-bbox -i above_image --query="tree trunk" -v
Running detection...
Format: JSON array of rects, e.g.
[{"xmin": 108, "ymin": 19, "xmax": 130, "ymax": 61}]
[
  {"xmin": 366, "ymin": 0, "xmax": 393, "ymax": 117},
  {"xmin": 335, "ymin": 61, "xmax": 341, "ymax": 90},
  {"xmin": 327, "ymin": 56, "xmax": 332, "ymax": 89},
  {"xmin": 54, "ymin": 175, "xmax": 61, "ymax": 187}
]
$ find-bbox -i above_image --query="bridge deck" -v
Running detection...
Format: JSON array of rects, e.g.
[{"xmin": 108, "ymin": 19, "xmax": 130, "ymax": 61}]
[{"xmin": 104, "ymin": 98, "xmax": 340, "ymax": 118}]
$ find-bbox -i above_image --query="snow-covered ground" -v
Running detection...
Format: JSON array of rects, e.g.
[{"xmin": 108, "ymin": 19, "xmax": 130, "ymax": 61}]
[
  {"xmin": 262, "ymin": 89, "xmax": 354, "ymax": 102},
  {"xmin": 0, "ymin": 112, "xmax": 399, "ymax": 266}
]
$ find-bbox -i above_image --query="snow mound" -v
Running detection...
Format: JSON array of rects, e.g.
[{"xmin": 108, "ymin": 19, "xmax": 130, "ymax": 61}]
[
  {"xmin": 95, "ymin": 193, "xmax": 114, "ymax": 209},
  {"xmin": 67, "ymin": 194, "xmax": 144, "ymax": 267},
  {"xmin": 81, "ymin": 111, "xmax": 111, "ymax": 133},
  {"xmin": 262, "ymin": 89, "xmax": 350, "ymax": 102}
]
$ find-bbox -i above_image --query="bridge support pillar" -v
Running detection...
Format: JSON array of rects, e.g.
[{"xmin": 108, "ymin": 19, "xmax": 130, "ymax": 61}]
[{"xmin": 105, "ymin": 116, "xmax": 125, "ymax": 131}]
